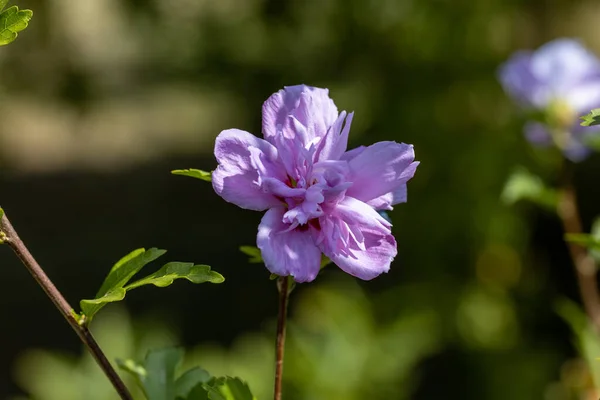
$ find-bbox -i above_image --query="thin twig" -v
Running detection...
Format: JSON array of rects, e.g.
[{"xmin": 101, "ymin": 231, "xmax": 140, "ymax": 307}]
[
  {"xmin": 557, "ymin": 168, "xmax": 600, "ymax": 331},
  {"xmin": 0, "ymin": 211, "xmax": 133, "ymax": 400},
  {"xmin": 274, "ymin": 276, "xmax": 291, "ymax": 400}
]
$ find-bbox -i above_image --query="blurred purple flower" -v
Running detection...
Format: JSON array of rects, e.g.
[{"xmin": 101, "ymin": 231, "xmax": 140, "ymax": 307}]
[
  {"xmin": 212, "ymin": 85, "xmax": 418, "ymax": 282},
  {"xmin": 499, "ymin": 38, "xmax": 600, "ymax": 161}
]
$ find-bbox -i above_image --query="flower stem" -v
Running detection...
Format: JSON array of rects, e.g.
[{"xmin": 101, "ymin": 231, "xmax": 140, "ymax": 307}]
[
  {"xmin": 557, "ymin": 167, "xmax": 600, "ymax": 331},
  {"xmin": 274, "ymin": 276, "xmax": 291, "ymax": 400},
  {"xmin": 0, "ymin": 211, "xmax": 133, "ymax": 400}
]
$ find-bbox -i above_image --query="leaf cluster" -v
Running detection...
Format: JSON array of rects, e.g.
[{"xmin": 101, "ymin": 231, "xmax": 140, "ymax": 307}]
[{"xmin": 118, "ymin": 348, "xmax": 256, "ymax": 400}]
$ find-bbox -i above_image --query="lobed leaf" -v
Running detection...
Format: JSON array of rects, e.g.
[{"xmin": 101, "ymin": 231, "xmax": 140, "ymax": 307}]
[
  {"xmin": 0, "ymin": 5, "xmax": 33, "ymax": 46},
  {"xmin": 581, "ymin": 108, "xmax": 600, "ymax": 127},
  {"xmin": 80, "ymin": 249, "xmax": 223, "ymax": 324},
  {"xmin": 125, "ymin": 262, "xmax": 224, "ymax": 290},
  {"xmin": 172, "ymin": 169, "xmax": 213, "ymax": 182}
]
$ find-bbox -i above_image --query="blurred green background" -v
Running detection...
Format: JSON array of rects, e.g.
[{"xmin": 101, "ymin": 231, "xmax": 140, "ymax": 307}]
[{"xmin": 2, "ymin": 0, "xmax": 600, "ymax": 399}]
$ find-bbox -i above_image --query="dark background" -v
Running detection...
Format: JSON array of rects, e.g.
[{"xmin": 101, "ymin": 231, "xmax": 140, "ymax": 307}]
[{"xmin": 2, "ymin": 0, "xmax": 600, "ymax": 399}]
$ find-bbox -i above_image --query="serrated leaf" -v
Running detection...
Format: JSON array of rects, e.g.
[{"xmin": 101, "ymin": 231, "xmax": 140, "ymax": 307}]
[
  {"xmin": 0, "ymin": 6, "xmax": 33, "ymax": 46},
  {"xmin": 172, "ymin": 169, "xmax": 212, "ymax": 182},
  {"xmin": 125, "ymin": 262, "xmax": 224, "ymax": 290},
  {"xmin": 556, "ymin": 299, "xmax": 600, "ymax": 390},
  {"xmin": 175, "ymin": 367, "xmax": 211, "ymax": 399},
  {"xmin": 501, "ymin": 167, "xmax": 558, "ymax": 210},
  {"xmin": 80, "ymin": 248, "xmax": 166, "ymax": 322},
  {"xmin": 239, "ymin": 246, "xmax": 263, "ymax": 264},
  {"xmin": 206, "ymin": 377, "xmax": 256, "ymax": 400},
  {"xmin": 581, "ymin": 109, "xmax": 600, "ymax": 127}
]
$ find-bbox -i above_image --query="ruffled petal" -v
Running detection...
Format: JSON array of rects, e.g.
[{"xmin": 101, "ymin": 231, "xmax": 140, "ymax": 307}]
[
  {"xmin": 366, "ymin": 184, "xmax": 407, "ymax": 210},
  {"xmin": 262, "ymin": 85, "xmax": 339, "ymax": 145},
  {"xmin": 314, "ymin": 111, "xmax": 354, "ymax": 162},
  {"xmin": 345, "ymin": 141, "xmax": 418, "ymax": 205},
  {"xmin": 257, "ymin": 207, "xmax": 322, "ymax": 283},
  {"xmin": 318, "ymin": 197, "xmax": 397, "ymax": 280},
  {"xmin": 212, "ymin": 129, "xmax": 283, "ymax": 211}
]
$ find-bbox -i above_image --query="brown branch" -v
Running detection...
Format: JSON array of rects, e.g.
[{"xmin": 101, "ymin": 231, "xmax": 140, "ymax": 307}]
[
  {"xmin": 0, "ymin": 211, "xmax": 133, "ymax": 400},
  {"xmin": 557, "ymin": 183, "xmax": 600, "ymax": 331},
  {"xmin": 273, "ymin": 276, "xmax": 291, "ymax": 400}
]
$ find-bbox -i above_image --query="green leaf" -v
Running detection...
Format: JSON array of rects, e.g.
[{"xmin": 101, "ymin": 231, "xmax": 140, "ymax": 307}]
[
  {"xmin": 80, "ymin": 249, "xmax": 223, "ymax": 324},
  {"xmin": 0, "ymin": 6, "xmax": 33, "ymax": 46},
  {"xmin": 144, "ymin": 348, "xmax": 184, "ymax": 400},
  {"xmin": 175, "ymin": 367, "xmax": 211, "ymax": 399},
  {"xmin": 125, "ymin": 262, "xmax": 224, "ymax": 290},
  {"xmin": 0, "ymin": 207, "xmax": 4, "ymax": 220},
  {"xmin": 501, "ymin": 167, "xmax": 558, "ymax": 211},
  {"xmin": 0, "ymin": 0, "xmax": 8, "ymax": 13},
  {"xmin": 172, "ymin": 169, "xmax": 212, "ymax": 182},
  {"xmin": 80, "ymin": 248, "xmax": 166, "ymax": 322},
  {"xmin": 564, "ymin": 216, "xmax": 600, "ymax": 262},
  {"xmin": 581, "ymin": 108, "xmax": 600, "ymax": 127},
  {"xmin": 205, "ymin": 377, "xmax": 256, "ymax": 400},
  {"xmin": 239, "ymin": 246, "xmax": 263, "ymax": 264},
  {"xmin": 116, "ymin": 358, "xmax": 147, "ymax": 393},
  {"xmin": 556, "ymin": 299, "xmax": 600, "ymax": 389}
]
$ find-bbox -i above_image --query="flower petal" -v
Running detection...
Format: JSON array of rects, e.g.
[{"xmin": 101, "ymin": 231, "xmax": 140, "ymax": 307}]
[
  {"xmin": 366, "ymin": 184, "xmax": 407, "ymax": 210},
  {"xmin": 318, "ymin": 197, "xmax": 397, "ymax": 280},
  {"xmin": 345, "ymin": 141, "xmax": 418, "ymax": 204},
  {"xmin": 212, "ymin": 129, "xmax": 283, "ymax": 211},
  {"xmin": 262, "ymin": 85, "xmax": 339, "ymax": 145},
  {"xmin": 257, "ymin": 208, "xmax": 322, "ymax": 282}
]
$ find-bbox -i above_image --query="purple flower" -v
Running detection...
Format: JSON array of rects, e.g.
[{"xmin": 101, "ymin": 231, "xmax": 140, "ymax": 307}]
[
  {"xmin": 212, "ymin": 85, "xmax": 418, "ymax": 282},
  {"xmin": 498, "ymin": 38, "xmax": 600, "ymax": 161}
]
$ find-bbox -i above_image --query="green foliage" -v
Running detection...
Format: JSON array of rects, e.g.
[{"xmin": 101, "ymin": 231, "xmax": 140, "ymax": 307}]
[
  {"xmin": 501, "ymin": 167, "xmax": 558, "ymax": 211},
  {"xmin": 0, "ymin": 3, "xmax": 32, "ymax": 46},
  {"xmin": 565, "ymin": 216, "xmax": 600, "ymax": 262},
  {"xmin": 239, "ymin": 246, "xmax": 263, "ymax": 264},
  {"xmin": 118, "ymin": 348, "xmax": 255, "ymax": 400},
  {"xmin": 556, "ymin": 299, "xmax": 600, "ymax": 390},
  {"xmin": 580, "ymin": 109, "xmax": 600, "ymax": 127},
  {"xmin": 79, "ymin": 249, "xmax": 223, "ymax": 324},
  {"xmin": 172, "ymin": 169, "xmax": 213, "ymax": 182}
]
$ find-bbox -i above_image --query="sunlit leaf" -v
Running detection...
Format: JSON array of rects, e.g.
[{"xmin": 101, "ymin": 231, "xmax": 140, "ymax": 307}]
[
  {"xmin": 172, "ymin": 169, "xmax": 213, "ymax": 182},
  {"xmin": 80, "ymin": 249, "xmax": 223, "ymax": 324},
  {"xmin": 0, "ymin": 5, "xmax": 32, "ymax": 46},
  {"xmin": 80, "ymin": 248, "xmax": 166, "ymax": 321},
  {"xmin": 125, "ymin": 262, "xmax": 224, "ymax": 290},
  {"xmin": 581, "ymin": 109, "xmax": 600, "ymax": 127},
  {"xmin": 204, "ymin": 377, "xmax": 256, "ymax": 400},
  {"xmin": 501, "ymin": 167, "xmax": 558, "ymax": 211}
]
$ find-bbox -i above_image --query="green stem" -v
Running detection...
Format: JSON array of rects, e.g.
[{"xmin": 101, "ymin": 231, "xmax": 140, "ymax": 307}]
[
  {"xmin": 273, "ymin": 276, "xmax": 291, "ymax": 400},
  {"xmin": 0, "ymin": 210, "xmax": 133, "ymax": 400}
]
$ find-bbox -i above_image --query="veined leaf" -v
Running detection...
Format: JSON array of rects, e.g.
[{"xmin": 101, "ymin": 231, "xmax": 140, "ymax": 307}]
[
  {"xmin": 0, "ymin": 5, "xmax": 33, "ymax": 46},
  {"xmin": 172, "ymin": 169, "xmax": 212, "ymax": 182},
  {"xmin": 125, "ymin": 262, "xmax": 224, "ymax": 290},
  {"xmin": 205, "ymin": 376, "xmax": 256, "ymax": 400},
  {"xmin": 80, "ymin": 249, "xmax": 223, "ymax": 324}
]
